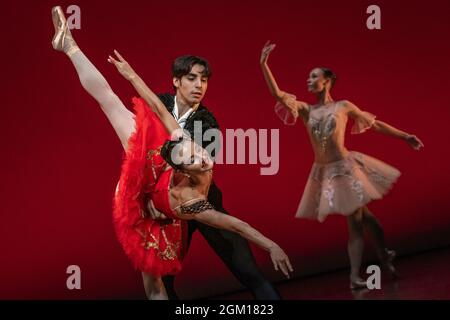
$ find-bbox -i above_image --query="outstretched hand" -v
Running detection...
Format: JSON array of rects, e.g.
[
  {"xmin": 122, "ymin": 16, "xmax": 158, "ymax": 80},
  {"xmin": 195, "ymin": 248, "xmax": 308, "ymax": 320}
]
[
  {"xmin": 405, "ymin": 134, "xmax": 424, "ymax": 150},
  {"xmin": 269, "ymin": 245, "xmax": 294, "ymax": 278},
  {"xmin": 108, "ymin": 49, "xmax": 136, "ymax": 81},
  {"xmin": 260, "ymin": 40, "xmax": 276, "ymax": 65}
]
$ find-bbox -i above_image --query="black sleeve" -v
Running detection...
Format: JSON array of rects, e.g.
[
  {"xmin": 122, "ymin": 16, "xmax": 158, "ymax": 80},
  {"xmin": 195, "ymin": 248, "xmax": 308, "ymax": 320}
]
[
  {"xmin": 156, "ymin": 93, "xmax": 174, "ymax": 112},
  {"xmin": 207, "ymin": 181, "xmax": 227, "ymax": 213}
]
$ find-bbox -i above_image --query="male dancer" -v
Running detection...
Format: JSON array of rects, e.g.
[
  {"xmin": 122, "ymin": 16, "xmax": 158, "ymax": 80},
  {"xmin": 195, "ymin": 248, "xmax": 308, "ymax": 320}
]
[{"xmin": 153, "ymin": 55, "xmax": 281, "ymax": 300}]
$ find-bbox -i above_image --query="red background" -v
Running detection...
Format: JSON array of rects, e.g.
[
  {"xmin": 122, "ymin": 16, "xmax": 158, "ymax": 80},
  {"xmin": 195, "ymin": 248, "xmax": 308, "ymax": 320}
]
[{"xmin": 0, "ymin": 0, "xmax": 449, "ymax": 299}]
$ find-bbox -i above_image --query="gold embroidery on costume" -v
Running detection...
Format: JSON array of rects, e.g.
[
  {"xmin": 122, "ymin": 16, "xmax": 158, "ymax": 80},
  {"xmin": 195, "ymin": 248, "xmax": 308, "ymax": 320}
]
[
  {"xmin": 134, "ymin": 219, "xmax": 182, "ymax": 261},
  {"xmin": 146, "ymin": 146, "xmax": 165, "ymax": 182}
]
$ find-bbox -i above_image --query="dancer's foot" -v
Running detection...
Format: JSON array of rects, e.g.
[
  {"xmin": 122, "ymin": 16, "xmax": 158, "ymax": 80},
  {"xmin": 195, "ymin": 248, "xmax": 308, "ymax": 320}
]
[
  {"xmin": 350, "ymin": 275, "xmax": 367, "ymax": 290},
  {"xmin": 51, "ymin": 6, "xmax": 79, "ymax": 56},
  {"xmin": 147, "ymin": 292, "xmax": 169, "ymax": 300},
  {"xmin": 381, "ymin": 249, "xmax": 398, "ymax": 278}
]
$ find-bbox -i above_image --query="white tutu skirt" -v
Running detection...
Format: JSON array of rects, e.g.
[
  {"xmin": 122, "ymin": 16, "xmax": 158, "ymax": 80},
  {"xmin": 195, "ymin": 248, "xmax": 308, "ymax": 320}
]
[{"xmin": 296, "ymin": 151, "xmax": 401, "ymax": 222}]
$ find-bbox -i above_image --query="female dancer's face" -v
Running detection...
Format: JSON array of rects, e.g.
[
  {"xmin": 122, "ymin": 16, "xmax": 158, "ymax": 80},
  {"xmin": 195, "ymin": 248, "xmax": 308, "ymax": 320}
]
[
  {"xmin": 307, "ymin": 68, "xmax": 328, "ymax": 93},
  {"xmin": 172, "ymin": 140, "xmax": 213, "ymax": 172},
  {"xmin": 173, "ymin": 64, "xmax": 209, "ymax": 106}
]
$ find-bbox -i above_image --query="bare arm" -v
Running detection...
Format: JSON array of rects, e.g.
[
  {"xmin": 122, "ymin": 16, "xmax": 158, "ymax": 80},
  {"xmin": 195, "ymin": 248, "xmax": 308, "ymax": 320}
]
[
  {"xmin": 108, "ymin": 50, "xmax": 181, "ymax": 135},
  {"xmin": 193, "ymin": 209, "xmax": 293, "ymax": 277},
  {"xmin": 345, "ymin": 100, "xmax": 424, "ymax": 150},
  {"xmin": 260, "ymin": 41, "xmax": 308, "ymax": 119},
  {"xmin": 260, "ymin": 41, "xmax": 283, "ymax": 99},
  {"xmin": 372, "ymin": 120, "xmax": 408, "ymax": 139}
]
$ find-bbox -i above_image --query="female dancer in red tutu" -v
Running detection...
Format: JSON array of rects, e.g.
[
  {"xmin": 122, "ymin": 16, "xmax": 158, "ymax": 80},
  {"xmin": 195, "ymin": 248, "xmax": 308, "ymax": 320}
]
[
  {"xmin": 51, "ymin": 7, "xmax": 292, "ymax": 299},
  {"xmin": 260, "ymin": 41, "xmax": 424, "ymax": 289}
]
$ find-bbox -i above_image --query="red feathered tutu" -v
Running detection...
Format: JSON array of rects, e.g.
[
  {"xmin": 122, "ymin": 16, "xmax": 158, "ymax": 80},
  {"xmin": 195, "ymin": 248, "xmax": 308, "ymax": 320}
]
[{"xmin": 113, "ymin": 97, "xmax": 187, "ymax": 277}]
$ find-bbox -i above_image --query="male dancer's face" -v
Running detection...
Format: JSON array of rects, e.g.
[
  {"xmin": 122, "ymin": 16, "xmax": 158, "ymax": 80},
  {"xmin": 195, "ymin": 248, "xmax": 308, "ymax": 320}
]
[{"xmin": 173, "ymin": 64, "xmax": 208, "ymax": 106}]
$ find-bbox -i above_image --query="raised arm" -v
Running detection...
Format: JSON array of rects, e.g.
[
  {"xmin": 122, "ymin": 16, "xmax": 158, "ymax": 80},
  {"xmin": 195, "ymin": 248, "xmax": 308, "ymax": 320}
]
[
  {"xmin": 344, "ymin": 100, "xmax": 424, "ymax": 150},
  {"xmin": 193, "ymin": 209, "xmax": 294, "ymax": 278},
  {"xmin": 260, "ymin": 41, "xmax": 284, "ymax": 99},
  {"xmin": 260, "ymin": 41, "xmax": 308, "ymax": 120},
  {"xmin": 108, "ymin": 50, "xmax": 181, "ymax": 135}
]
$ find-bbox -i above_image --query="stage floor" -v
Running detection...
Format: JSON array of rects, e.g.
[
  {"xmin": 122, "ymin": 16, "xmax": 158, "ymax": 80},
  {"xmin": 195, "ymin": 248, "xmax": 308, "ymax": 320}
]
[{"xmin": 211, "ymin": 246, "xmax": 450, "ymax": 300}]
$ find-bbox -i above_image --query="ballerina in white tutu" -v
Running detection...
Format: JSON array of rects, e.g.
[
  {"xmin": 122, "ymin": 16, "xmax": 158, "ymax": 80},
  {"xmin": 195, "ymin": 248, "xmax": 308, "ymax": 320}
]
[{"xmin": 260, "ymin": 41, "xmax": 424, "ymax": 289}]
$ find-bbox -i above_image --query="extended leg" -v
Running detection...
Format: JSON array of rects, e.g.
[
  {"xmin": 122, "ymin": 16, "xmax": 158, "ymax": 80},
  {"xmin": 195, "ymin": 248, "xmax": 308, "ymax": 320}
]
[
  {"xmin": 52, "ymin": 6, "xmax": 134, "ymax": 150},
  {"xmin": 67, "ymin": 50, "xmax": 134, "ymax": 150},
  {"xmin": 362, "ymin": 206, "xmax": 396, "ymax": 276},
  {"xmin": 346, "ymin": 208, "xmax": 366, "ymax": 290},
  {"xmin": 142, "ymin": 272, "xmax": 168, "ymax": 300}
]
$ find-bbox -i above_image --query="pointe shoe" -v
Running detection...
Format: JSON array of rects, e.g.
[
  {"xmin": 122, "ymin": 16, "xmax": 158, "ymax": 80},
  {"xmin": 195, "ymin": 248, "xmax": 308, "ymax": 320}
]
[
  {"xmin": 382, "ymin": 249, "xmax": 398, "ymax": 278},
  {"xmin": 51, "ymin": 6, "xmax": 67, "ymax": 51},
  {"xmin": 350, "ymin": 276, "xmax": 367, "ymax": 290},
  {"xmin": 51, "ymin": 6, "xmax": 79, "ymax": 56},
  {"xmin": 387, "ymin": 249, "xmax": 396, "ymax": 261}
]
